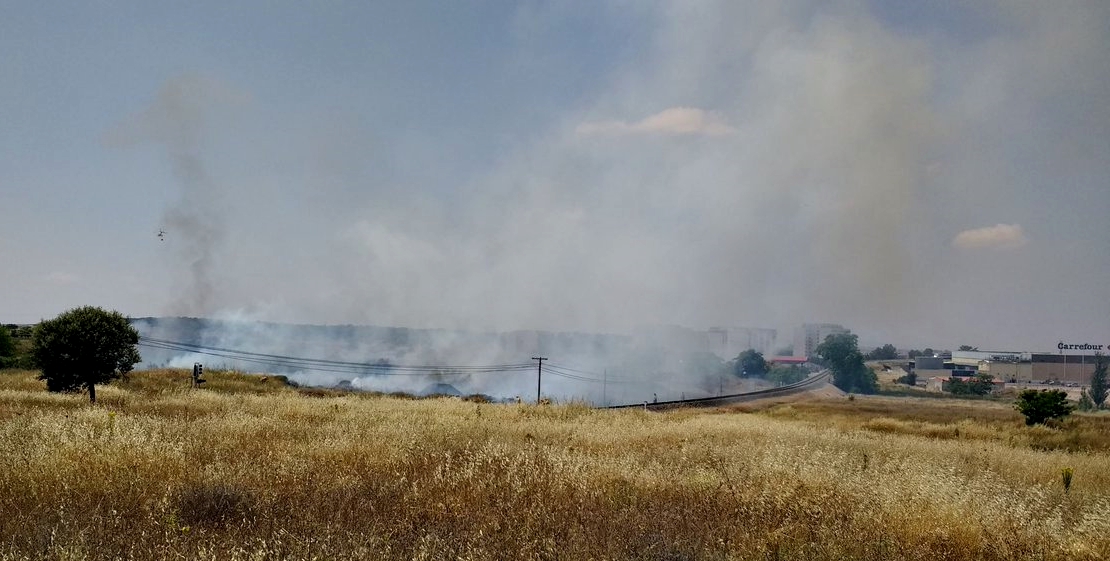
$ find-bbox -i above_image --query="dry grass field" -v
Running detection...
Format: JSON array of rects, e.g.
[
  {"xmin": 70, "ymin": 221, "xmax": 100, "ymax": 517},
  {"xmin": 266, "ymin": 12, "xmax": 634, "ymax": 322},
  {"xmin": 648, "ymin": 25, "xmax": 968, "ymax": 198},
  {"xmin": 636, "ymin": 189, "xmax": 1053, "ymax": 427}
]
[{"xmin": 1, "ymin": 368, "xmax": 1108, "ymax": 560}]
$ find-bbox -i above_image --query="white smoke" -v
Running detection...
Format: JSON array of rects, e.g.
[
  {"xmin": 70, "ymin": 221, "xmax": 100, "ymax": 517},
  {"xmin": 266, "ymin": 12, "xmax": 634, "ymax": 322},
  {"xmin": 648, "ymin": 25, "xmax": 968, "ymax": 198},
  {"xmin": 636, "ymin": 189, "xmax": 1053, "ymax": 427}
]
[{"xmin": 120, "ymin": 1, "xmax": 1108, "ymax": 375}]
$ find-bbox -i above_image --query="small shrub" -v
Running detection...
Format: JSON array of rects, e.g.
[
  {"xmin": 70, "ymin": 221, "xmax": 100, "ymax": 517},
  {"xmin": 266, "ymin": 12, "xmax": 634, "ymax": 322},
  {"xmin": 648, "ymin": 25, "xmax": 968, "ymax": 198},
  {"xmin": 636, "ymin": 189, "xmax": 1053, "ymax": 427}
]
[
  {"xmin": 1015, "ymin": 389, "xmax": 1074, "ymax": 426},
  {"xmin": 175, "ymin": 482, "xmax": 256, "ymax": 528},
  {"xmin": 1061, "ymin": 467, "xmax": 1074, "ymax": 493},
  {"xmin": 1078, "ymin": 390, "xmax": 1096, "ymax": 412},
  {"xmin": 895, "ymin": 372, "xmax": 917, "ymax": 386}
]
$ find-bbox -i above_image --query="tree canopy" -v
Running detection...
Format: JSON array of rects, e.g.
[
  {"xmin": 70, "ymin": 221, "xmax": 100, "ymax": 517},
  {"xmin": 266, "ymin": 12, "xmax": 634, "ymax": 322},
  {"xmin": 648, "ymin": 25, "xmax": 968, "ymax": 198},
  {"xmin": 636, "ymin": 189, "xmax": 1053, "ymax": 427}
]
[
  {"xmin": 945, "ymin": 374, "xmax": 994, "ymax": 396},
  {"xmin": 815, "ymin": 332, "xmax": 877, "ymax": 394},
  {"xmin": 866, "ymin": 344, "xmax": 898, "ymax": 360},
  {"xmin": 31, "ymin": 306, "xmax": 141, "ymax": 403},
  {"xmin": 0, "ymin": 326, "xmax": 14, "ymax": 363},
  {"xmin": 1014, "ymin": 389, "xmax": 1074, "ymax": 426},
  {"xmin": 1090, "ymin": 353, "xmax": 1107, "ymax": 409},
  {"xmin": 734, "ymin": 349, "xmax": 768, "ymax": 378},
  {"xmin": 766, "ymin": 364, "xmax": 808, "ymax": 385}
]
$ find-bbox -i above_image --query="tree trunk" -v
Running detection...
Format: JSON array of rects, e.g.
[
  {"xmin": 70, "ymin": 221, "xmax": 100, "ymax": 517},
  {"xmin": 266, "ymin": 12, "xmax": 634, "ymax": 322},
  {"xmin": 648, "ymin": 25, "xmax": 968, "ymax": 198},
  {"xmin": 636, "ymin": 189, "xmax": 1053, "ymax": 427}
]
[{"xmin": 88, "ymin": 383, "xmax": 96, "ymax": 403}]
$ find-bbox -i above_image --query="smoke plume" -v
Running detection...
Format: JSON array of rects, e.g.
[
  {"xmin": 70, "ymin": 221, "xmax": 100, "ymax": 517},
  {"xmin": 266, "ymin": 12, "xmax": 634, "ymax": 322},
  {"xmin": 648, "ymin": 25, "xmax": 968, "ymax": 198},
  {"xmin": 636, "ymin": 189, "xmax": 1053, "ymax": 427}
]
[
  {"xmin": 114, "ymin": 1, "xmax": 1109, "ymax": 388},
  {"xmin": 109, "ymin": 74, "xmax": 250, "ymax": 316}
]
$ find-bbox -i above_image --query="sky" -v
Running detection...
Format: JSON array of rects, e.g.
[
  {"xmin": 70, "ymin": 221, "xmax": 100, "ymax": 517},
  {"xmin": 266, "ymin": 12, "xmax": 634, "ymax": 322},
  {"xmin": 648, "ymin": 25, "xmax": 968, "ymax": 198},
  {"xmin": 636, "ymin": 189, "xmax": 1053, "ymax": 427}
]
[{"xmin": 2, "ymin": 0, "xmax": 1108, "ymax": 352}]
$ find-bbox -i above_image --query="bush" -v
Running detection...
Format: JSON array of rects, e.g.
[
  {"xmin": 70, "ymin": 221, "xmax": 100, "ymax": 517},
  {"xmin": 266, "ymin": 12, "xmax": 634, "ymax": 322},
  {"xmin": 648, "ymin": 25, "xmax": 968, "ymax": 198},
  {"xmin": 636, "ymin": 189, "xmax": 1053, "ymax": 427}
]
[
  {"xmin": 175, "ymin": 483, "xmax": 256, "ymax": 528},
  {"xmin": 945, "ymin": 374, "xmax": 994, "ymax": 396},
  {"xmin": 1090, "ymin": 353, "xmax": 1107, "ymax": 409},
  {"xmin": 1015, "ymin": 389, "xmax": 1074, "ymax": 426},
  {"xmin": 766, "ymin": 364, "xmax": 808, "ymax": 385},
  {"xmin": 0, "ymin": 326, "xmax": 14, "ymax": 361},
  {"xmin": 1078, "ymin": 390, "xmax": 1096, "ymax": 412},
  {"xmin": 895, "ymin": 372, "xmax": 917, "ymax": 386}
]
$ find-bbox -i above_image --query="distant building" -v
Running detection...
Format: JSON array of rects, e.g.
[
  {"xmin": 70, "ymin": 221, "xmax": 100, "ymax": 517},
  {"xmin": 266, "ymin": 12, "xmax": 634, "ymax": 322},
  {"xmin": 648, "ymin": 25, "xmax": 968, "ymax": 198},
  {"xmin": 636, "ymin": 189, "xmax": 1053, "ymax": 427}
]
[
  {"xmin": 913, "ymin": 348, "xmax": 1106, "ymax": 386},
  {"xmin": 793, "ymin": 323, "xmax": 849, "ymax": 359},
  {"xmin": 634, "ymin": 325, "xmax": 711, "ymax": 353},
  {"xmin": 925, "ymin": 377, "xmax": 946, "ymax": 392},
  {"xmin": 915, "ymin": 354, "xmax": 980, "ymax": 382},
  {"xmin": 952, "ymin": 349, "xmax": 1105, "ymax": 385},
  {"xmin": 634, "ymin": 325, "xmax": 777, "ymax": 360},
  {"xmin": 769, "ymin": 356, "xmax": 809, "ymax": 365},
  {"xmin": 706, "ymin": 326, "xmax": 777, "ymax": 359}
]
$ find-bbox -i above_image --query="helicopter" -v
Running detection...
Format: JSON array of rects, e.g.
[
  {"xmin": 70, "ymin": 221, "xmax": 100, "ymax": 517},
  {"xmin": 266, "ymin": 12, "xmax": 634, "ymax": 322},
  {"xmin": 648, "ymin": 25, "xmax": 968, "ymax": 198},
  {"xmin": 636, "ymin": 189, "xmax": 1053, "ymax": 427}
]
[{"xmin": 157, "ymin": 229, "xmax": 166, "ymax": 241}]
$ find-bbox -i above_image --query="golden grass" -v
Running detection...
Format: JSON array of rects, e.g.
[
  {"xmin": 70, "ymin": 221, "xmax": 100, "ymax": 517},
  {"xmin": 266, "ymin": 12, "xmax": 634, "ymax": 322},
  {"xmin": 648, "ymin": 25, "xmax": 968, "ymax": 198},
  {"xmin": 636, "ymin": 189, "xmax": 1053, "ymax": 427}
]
[
  {"xmin": 0, "ymin": 368, "xmax": 1108, "ymax": 560},
  {"xmin": 738, "ymin": 394, "xmax": 1110, "ymax": 453}
]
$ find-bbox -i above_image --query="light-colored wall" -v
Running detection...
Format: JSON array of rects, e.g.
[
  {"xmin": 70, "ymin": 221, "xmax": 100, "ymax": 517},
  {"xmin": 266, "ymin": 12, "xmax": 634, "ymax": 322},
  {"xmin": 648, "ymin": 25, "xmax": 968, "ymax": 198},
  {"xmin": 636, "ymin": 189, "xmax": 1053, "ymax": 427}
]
[
  {"xmin": 979, "ymin": 362, "xmax": 1032, "ymax": 381},
  {"xmin": 793, "ymin": 323, "xmax": 848, "ymax": 358},
  {"xmin": 1032, "ymin": 362, "xmax": 1096, "ymax": 384},
  {"xmin": 925, "ymin": 377, "xmax": 946, "ymax": 392},
  {"xmin": 918, "ymin": 369, "xmax": 950, "ymax": 382}
]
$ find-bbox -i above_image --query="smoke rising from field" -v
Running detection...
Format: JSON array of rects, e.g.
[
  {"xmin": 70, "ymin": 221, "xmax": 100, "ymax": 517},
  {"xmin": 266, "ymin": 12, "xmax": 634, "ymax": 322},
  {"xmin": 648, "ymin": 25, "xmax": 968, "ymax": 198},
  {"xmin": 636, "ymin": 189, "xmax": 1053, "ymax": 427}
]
[
  {"xmin": 109, "ymin": 74, "xmax": 250, "ymax": 317},
  {"xmin": 117, "ymin": 0, "xmax": 1108, "ymax": 388},
  {"xmin": 133, "ymin": 316, "xmax": 722, "ymax": 404}
]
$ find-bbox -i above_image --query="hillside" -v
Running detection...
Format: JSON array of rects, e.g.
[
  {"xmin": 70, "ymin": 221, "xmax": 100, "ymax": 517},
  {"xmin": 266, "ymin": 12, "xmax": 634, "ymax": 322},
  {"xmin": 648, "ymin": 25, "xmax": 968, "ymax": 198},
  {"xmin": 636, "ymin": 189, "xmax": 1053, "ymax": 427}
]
[{"xmin": 1, "ymin": 368, "xmax": 1108, "ymax": 560}]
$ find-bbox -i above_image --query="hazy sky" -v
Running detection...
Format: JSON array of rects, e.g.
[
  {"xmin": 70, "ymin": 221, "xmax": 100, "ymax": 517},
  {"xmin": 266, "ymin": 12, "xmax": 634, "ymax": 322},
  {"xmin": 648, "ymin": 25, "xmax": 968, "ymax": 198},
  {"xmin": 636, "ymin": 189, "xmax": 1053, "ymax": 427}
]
[{"xmin": 2, "ymin": 0, "xmax": 1107, "ymax": 351}]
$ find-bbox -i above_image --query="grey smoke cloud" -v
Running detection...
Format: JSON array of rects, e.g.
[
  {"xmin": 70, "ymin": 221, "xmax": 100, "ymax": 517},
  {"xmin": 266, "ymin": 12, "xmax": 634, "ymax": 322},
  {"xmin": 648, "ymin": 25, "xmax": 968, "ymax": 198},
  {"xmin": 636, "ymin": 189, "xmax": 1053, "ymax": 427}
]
[
  {"xmin": 118, "ymin": 0, "xmax": 1107, "ymax": 359},
  {"xmin": 108, "ymin": 74, "xmax": 251, "ymax": 317}
]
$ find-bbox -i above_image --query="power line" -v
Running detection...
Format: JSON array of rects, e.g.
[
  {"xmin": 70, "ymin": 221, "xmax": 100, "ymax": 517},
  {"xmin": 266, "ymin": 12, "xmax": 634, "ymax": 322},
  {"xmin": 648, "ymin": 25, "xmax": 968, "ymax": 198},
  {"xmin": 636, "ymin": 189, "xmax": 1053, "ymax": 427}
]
[
  {"xmin": 140, "ymin": 336, "xmax": 532, "ymax": 371},
  {"xmin": 137, "ymin": 336, "xmax": 535, "ymax": 377},
  {"xmin": 544, "ymin": 363, "xmax": 637, "ymax": 383}
]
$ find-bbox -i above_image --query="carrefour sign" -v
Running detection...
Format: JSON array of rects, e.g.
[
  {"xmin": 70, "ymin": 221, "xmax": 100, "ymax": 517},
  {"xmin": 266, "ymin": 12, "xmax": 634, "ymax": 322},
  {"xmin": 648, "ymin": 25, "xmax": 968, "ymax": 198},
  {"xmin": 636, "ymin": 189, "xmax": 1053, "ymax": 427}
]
[{"xmin": 1058, "ymin": 342, "xmax": 1105, "ymax": 351}]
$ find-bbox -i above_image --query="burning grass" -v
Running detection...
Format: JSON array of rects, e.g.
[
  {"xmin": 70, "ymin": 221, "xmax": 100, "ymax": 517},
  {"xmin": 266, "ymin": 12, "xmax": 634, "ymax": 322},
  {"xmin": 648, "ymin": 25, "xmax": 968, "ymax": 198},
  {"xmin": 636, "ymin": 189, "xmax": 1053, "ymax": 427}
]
[{"xmin": 0, "ymin": 368, "xmax": 1108, "ymax": 560}]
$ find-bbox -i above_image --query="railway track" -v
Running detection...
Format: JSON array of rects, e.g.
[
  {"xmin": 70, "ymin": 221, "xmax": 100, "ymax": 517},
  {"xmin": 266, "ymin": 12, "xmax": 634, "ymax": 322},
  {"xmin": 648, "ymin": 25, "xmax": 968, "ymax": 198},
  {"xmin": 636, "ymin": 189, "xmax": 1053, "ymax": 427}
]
[{"xmin": 606, "ymin": 370, "xmax": 831, "ymax": 411}]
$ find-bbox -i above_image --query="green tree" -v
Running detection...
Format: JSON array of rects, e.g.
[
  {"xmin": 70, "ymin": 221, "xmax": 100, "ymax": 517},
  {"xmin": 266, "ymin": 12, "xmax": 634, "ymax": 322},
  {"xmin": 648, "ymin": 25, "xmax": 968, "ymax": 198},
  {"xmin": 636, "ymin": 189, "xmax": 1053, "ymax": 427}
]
[
  {"xmin": 1014, "ymin": 389, "xmax": 1074, "ymax": 426},
  {"xmin": 895, "ymin": 371, "xmax": 917, "ymax": 386},
  {"xmin": 1089, "ymin": 353, "xmax": 1107, "ymax": 409},
  {"xmin": 0, "ymin": 325, "xmax": 15, "ymax": 366},
  {"xmin": 31, "ymin": 306, "xmax": 141, "ymax": 403},
  {"xmin": 1077, "ymin": 389, "xmax": 1095, "ymax": 412},
  {"xmin": 734, "ymin": 349, "xmax": 768, "ymax": 378},
  {"xmin": 815, "ymin": 332, "xmax": 877, "ymax": 394},
  {"xmin": 767, "ymin": 364, "xmax": 808, "ymax": 385},
  {"xmin": 945, "ymin": 374, "xmax": 994, "ymax": 396},
  {"xmin": 866, "ymin": 344, "xmax": 898, "ymax": 360},
  {"xmin": 679, "ymin": 351, "xmax": 725, "ymax": 380},
  {"xmin": 957, "ymin": 345, "xmax": 978, "ymax": 352}
]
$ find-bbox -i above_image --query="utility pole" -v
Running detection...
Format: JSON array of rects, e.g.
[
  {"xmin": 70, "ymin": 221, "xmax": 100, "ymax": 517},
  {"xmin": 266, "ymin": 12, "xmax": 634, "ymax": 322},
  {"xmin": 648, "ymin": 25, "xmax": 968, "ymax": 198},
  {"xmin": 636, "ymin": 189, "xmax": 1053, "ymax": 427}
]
[
  {"xmin": 602, "ymin": 369, "xmax": 607, "ymax": 406},
  {"xmin": 532, "ymin": 356, "xmax": 547, "ymax": 403}
]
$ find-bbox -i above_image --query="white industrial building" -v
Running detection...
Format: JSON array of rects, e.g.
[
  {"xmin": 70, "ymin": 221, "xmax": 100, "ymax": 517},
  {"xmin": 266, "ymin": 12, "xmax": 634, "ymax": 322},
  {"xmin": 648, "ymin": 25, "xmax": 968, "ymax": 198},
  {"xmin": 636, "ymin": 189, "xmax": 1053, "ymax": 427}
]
[
  {"xmin": 916, "ymin": 347, "xmax": 1106, "ymax": 386},
  {"xmin": 793, "ymin": 323, "xmax": 849, "ymax": 359},
  {"xmin": 706, "ymin": 326, "xmax": 777, "ymax": 359}
]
